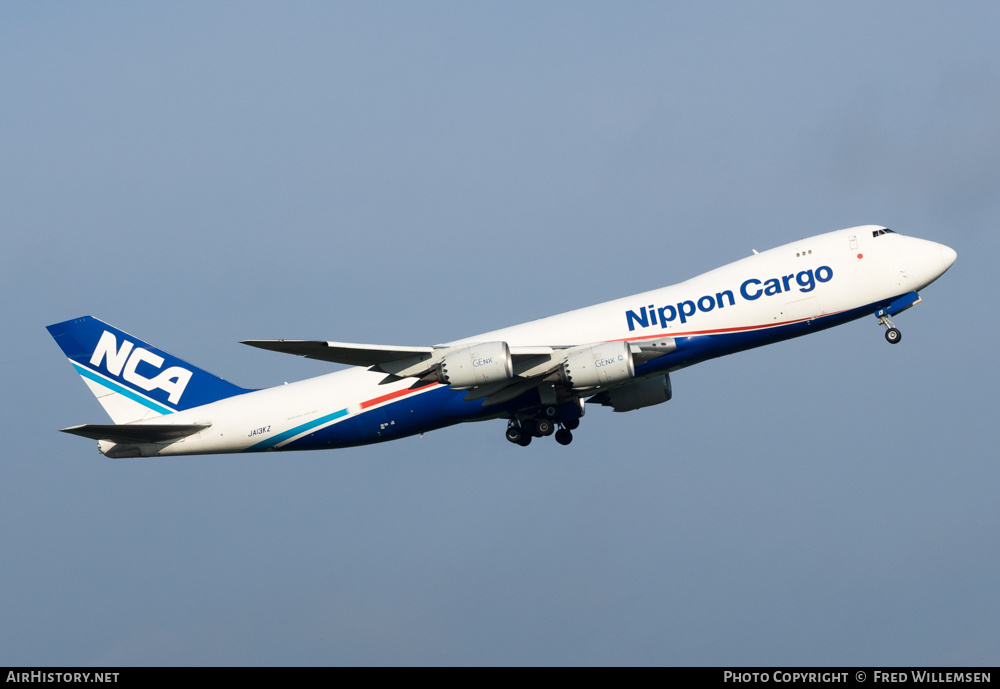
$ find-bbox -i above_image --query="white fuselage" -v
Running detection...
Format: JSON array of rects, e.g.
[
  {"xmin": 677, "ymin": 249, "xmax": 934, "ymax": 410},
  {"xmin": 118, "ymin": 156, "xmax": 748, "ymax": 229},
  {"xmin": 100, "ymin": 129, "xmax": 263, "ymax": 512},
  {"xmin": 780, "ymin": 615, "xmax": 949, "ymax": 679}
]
[{"xmin": 98, "ymin": 226, "xmax": 956, "ymax": 457}]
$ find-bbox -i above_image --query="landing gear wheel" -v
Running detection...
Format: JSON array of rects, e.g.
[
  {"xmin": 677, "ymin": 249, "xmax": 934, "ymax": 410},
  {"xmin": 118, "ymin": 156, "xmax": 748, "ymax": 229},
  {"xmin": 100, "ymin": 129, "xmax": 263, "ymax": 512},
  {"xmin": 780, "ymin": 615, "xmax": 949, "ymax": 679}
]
[
  {"xmin": 542, "ymin": 406, "xmax": 558, "ymax": 419},
  {"xmin": 517, "ymin": 433, "xmax": 532, "ymax": 447},
  {"xmin": 505, "ymin": 426, "xmax": 523, "ymax": 444},
  {"xmin": 555, "ymin": 428, "xmax": 573, "ymax": 446},
  {"xmin": 876, "ymin": 312, "xmax": 902, "ymax": 345},
  {"xmin": 535, "ymin": 419, "xmax": 554, "ymax": 436},
  {"xmin": 563, "ymin": 418, "xmax": 580, "ymax": 431}
]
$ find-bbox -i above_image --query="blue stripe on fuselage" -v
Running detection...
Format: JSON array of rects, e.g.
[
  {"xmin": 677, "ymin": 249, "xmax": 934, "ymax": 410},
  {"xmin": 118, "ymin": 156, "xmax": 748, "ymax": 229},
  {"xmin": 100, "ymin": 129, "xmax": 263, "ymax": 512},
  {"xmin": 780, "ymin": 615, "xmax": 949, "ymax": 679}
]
[
  {"xmin": 245, "ymin": 408, "xmax": 351, "ymax": 451},
  {"xmin": 277, "ymin": 384, "xmax": 485, "ymax": 451}
]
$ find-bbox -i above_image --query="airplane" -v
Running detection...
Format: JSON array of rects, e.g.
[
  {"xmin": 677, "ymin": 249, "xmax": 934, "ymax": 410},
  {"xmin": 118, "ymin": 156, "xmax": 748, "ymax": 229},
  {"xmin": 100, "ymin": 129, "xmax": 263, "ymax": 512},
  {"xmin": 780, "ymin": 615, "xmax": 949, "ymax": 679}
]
[{"xmin": 47, "ymin": 225, "xmax": 956, "ymax": 458}]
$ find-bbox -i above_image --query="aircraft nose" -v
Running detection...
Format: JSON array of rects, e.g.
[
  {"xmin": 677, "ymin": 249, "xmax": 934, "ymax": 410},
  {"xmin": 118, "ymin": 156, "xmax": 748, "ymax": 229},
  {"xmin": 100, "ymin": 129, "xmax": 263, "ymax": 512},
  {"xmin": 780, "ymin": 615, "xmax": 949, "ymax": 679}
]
[
  {"xmin": 939, "ymin": 243, "xmax": 957, "ymax": 272},
  {"xmin": 901, "ymin": 237, "xmax": 957, "ymax": 290}
]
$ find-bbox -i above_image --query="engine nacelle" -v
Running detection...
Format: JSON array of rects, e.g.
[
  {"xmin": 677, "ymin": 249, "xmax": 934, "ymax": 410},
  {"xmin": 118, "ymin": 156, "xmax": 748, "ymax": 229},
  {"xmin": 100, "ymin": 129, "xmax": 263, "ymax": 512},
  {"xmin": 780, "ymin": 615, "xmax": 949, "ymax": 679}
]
[
  {"xmin": 436, "ymin": 341, "xmax": 513, "ymax": 388},
  {"xmin": 559, "ymin": 341, "xmax": 635, "ymax": 390},
  {"xmin": 600, "ymin": 373, "xmax": 672, "ymax": 412}
]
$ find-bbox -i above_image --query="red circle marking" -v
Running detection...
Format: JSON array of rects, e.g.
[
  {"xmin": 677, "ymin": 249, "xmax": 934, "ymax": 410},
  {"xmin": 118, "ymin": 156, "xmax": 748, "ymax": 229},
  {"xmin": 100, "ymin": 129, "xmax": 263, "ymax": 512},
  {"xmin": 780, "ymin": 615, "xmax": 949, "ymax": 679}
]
[{"xmin": 857, "ymin": 253, "xmax": 863, "ymax": 259}]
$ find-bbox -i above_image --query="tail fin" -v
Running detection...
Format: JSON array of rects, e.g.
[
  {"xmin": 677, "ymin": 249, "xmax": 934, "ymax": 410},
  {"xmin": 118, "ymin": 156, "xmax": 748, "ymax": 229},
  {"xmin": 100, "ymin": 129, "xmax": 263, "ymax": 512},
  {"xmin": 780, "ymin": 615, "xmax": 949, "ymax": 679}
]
[{"xmin": 47, "ymin": 316, "xmax": 253, "ymax": 424}]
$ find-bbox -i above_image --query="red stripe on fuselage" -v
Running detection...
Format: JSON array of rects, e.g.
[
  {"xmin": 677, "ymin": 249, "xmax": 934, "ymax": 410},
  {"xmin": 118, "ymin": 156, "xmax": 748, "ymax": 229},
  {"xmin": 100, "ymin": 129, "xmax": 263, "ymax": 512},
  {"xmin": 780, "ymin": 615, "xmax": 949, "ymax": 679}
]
[
  {"xmin": 359, "ymin": 382, "xmax": 438, "ymax": 410},
  {"xmin": 610, "ymin": 309, "xmax": 848, "ymax": 344}
]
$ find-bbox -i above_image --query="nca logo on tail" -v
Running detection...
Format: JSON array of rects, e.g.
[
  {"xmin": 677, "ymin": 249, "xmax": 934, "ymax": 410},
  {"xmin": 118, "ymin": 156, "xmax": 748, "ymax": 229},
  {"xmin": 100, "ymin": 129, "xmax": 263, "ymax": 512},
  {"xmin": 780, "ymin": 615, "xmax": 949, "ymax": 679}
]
[{"xmin": 89, "ymin": 331, "xmax": 192, "ymax": 404}]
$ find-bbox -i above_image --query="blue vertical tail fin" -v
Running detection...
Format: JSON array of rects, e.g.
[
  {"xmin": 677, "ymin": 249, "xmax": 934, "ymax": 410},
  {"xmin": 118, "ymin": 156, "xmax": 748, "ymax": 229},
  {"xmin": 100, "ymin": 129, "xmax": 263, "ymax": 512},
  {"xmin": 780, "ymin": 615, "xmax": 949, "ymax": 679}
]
[{"xmin": 46, "ymin": 316, "xmax": 254, "ymax": 424}]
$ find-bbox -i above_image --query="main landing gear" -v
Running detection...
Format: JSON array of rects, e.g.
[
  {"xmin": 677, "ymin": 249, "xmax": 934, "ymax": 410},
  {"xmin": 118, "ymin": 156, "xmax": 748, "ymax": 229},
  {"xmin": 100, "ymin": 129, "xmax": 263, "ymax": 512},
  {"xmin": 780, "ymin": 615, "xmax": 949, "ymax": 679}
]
[{"xmin": 505, "ymin": 417, "xmax": 580, "ymax": 447}]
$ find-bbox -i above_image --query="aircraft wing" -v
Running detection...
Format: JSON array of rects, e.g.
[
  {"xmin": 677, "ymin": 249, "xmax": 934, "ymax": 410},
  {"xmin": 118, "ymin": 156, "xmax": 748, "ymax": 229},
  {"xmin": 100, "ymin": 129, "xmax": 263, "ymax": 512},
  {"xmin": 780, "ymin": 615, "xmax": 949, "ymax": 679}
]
[
  {"xmin": 241, "ymin": 340, "xmax": 435, "ymax": 367},
  {"xmin": 242, "ymin": 336, "xmax": 676, "ymax": 405},
  {"xmin": 242, "ymin": 339, "xmax": 555, "ymax": 367}
]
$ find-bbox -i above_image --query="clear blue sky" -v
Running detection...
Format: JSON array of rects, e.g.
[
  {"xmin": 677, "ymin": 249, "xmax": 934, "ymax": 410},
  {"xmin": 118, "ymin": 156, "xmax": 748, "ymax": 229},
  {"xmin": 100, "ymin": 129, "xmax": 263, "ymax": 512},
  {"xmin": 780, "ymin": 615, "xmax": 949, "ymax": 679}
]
[{"xmin": 2, "ymin": 1, "xmax": 997, "ymax": 665}]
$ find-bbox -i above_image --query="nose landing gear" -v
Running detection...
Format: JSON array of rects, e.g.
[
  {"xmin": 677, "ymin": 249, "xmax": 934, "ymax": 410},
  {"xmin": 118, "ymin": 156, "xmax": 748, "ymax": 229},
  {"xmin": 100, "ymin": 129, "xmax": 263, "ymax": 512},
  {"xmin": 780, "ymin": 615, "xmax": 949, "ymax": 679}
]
[
  {"xmin": 875, "ymin": 291, "xmax": 921, "ymax": 345},
  {"xmin": 877, "ymin": 313, "xmax": 902, "ymax": 344}
]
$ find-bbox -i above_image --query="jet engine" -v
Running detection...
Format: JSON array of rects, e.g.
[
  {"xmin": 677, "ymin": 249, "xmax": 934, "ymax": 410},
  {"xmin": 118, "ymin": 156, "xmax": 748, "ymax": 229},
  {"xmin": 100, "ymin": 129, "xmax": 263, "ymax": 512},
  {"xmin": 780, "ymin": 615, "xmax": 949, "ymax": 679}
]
[
  {"xmin": 435, "ymin": 341, "xmax": 513, "ymax": 388},
  {"xmin": 559, "ymin": 341, "xmax": 635, "ymax": 390}
]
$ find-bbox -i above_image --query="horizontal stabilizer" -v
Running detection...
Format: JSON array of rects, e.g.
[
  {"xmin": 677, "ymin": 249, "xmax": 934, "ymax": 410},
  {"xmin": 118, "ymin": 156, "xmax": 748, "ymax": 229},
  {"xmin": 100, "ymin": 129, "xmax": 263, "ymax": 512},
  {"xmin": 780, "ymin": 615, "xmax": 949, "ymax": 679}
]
[
  {"xmin": 241, "ymin": 340, "xmax": 434, "ymax": 367},
  {"xmin": 60, "ymin": 423, "xmax": 211, "ymax": 444}
]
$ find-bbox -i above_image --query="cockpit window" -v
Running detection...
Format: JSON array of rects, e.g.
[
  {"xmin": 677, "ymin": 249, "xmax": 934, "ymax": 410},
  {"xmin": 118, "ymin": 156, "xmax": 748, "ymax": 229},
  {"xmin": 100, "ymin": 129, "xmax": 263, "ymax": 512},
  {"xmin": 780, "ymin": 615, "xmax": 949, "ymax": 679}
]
[{"xmin": 871, "ymin": 228, "xmax": 896, "ymax": 238}]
